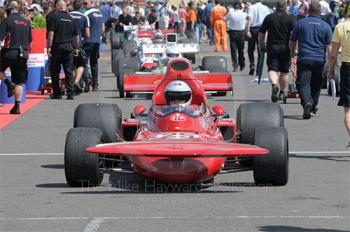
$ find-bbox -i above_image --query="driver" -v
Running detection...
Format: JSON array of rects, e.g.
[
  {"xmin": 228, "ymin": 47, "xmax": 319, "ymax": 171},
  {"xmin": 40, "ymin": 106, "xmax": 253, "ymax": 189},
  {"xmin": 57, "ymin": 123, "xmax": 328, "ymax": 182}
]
[{"xmin": 164, "ymin": 80, "xmax": 192, "ymax": 107}]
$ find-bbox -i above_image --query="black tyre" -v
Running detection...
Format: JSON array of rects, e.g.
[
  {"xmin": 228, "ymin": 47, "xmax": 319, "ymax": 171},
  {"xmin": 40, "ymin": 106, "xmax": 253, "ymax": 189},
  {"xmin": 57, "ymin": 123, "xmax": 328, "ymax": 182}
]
[
  {"xmin": 202, "ymin": 56, "xmax": 228, "ymax": 73},
  {"xmin": 110, "ymin": 31, "xmax": 123, "ymax": 49},
  {"xmin": 65, "ymin": 127, "xmax": 103, "ymax": 187},
  {"xmin": 112, "ymin": 49, "xmax": 124, "ymax": 74},
  {"xmin": 253, "ymin": 127, "xmax": 289, "ymax": 186},
  {"xmin": 183, "ymin": 53, "xmax": 196, "ymax": 64},
  {"xmin": 117, "ymin": 57, "xmax": 140, "ymax": 75},
  {"xmin": 74, "ymin": 103, "xmax": 122, "ymax": 143},
  {"xmin": 237, "ymin": 102, "xmax": 284, "ymax": 144},
  {"xmin": 123, "ymin": 40, "xmax": 137, "ymax": 57}
]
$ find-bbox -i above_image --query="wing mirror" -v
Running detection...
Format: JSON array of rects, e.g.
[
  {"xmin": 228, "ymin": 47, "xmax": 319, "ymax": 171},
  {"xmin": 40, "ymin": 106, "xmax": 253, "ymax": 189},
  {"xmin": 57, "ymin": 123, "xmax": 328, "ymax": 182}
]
[
  {"xmin": 133, "ymin": 104, "xmax": 146, "ymax": 117},
  {"xmin": 212, "ymin": 105, "xmax": 225, "ymax": 117}
]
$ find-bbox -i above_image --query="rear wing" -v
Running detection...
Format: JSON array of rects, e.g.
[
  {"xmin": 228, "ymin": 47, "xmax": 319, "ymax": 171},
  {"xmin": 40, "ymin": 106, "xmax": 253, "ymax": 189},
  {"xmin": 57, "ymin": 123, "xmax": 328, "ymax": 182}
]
[{"xmin": 123, "ymin": 73, "xmax": 233, "ymax": 94}]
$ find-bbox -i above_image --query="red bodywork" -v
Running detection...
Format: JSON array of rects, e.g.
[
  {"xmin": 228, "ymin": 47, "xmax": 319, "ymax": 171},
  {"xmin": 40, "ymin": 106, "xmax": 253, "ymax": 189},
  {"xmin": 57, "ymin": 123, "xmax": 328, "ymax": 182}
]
[
  {"xmin": 136, "ymin": 29, "xmax": 176, "ymax": 38},
  {"xmin": 87, "ymin": 58, "xmax": 268, "ymax": 183}
]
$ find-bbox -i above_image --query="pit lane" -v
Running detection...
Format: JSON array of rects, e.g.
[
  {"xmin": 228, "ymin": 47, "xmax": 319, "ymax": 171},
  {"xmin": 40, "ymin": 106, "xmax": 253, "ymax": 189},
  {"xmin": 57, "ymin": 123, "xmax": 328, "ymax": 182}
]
[{"xmin": 0, "ymin": 45, "xmax": 349, "ymax": 232}]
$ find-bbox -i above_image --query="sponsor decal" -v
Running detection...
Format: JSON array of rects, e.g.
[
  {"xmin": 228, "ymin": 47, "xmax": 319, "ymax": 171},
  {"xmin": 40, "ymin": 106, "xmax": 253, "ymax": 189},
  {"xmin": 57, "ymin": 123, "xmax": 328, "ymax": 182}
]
[{"xmin": 170, "ymin": 113, "xmax": 186, "ymax": 122}]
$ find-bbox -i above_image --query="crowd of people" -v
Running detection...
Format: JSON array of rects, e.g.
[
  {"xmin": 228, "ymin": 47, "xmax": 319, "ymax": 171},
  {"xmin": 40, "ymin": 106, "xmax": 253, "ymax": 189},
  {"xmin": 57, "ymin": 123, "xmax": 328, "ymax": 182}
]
[{"xmin": 0, "ymin": 0, "xmax": 349, "ymax": 143}]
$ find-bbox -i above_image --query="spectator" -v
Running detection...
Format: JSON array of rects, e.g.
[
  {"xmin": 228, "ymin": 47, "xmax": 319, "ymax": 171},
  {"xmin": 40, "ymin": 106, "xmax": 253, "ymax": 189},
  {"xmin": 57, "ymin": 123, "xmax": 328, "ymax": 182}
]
[
  {"xmin": 83, "ymin": 0, "xmax": 104, "ymax": 91},
  {"xmin": 289, "ymin": 1, "xmax": 332, "ymax": 119},
  {"xmin": 110, "ymin": 2, "xmax": 122, "ymax": 20},
  {"xmin": 159, "ymin": 2, "xmax": 170, "ymax": 29},
  {"xmin": 47, "ymin": 0, "xmax": 78, "ymax": 100},
  {"xmin": 185, "ymin": 1, "xmax": 196, "ymax": 39},
  {"xmin": 178, "ymin": 4, "xmax": 186, "ymax": 36},
  {"xmin": 288, "ymin": 0, "xmax": 300, "ymax": 18},
  {"xmin": 298, "ymin": 0, "xmax": 309, "ymax": 19},
  {"xmin": 259, "ymin": 0, "xmax": 295, "ymax": 102},
  {"xmin": 131, "ymin": 11, "xmax": 144, "ymax": 25},
  {"xmin": 69, "ymin": 0, "xmax": 90, "ymax": 95},
  {"xmin": 211, "ymin": 0, "xmax": 227, "ymax": 52},
  {"xmin": 225, "ymin": 2, "xmax": 250, "ymax": 71},
  {"xmin": 247, "ymin": 0, "xmax": 270, "ymax": 75},
  {"xmin": 328, "ymin": 2, "xmax": 350, "ymax": 145},
  {"xmin": 169, "ymin": 5, "xmax": 180, "ymax": 30},
  {"xmin": 204, "ymin": 0, "xmax": 215, "ymax": 45},
  {"xmin": 0, "ymin": 1, "xmax": 32, "ymax": 113},
  {"xmin": 147, "ymin": 8, "xmax": 158, "ymax": 29},
  {"xmin": 195, "ymin": 1, "xmax": 205, "ymax": 44},
  {"xmin": 28, "ymin": 4, "xmax": 46, "ymax": 28}
]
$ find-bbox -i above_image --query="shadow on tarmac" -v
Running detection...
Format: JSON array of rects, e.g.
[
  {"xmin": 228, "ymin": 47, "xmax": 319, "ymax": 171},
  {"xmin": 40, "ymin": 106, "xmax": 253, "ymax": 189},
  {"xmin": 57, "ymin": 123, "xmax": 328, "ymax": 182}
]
[
  {"xmin": 290, "ymin": 154, "xmax": 350, "ymax": 162},
  {"xmin": 259, "ymin": 226, "xmax": 349, "ymax": 232},
  {"xmin": 41, "ymin": 164, "xmax": 64, "ymax": 169}
]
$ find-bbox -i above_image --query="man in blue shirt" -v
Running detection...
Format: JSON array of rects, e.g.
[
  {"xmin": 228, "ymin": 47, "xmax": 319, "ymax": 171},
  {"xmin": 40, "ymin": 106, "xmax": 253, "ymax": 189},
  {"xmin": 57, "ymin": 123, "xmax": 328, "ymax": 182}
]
[
  {"xmin": 83, "ymin": 0, "xmax": 104, "ymax": 91},
  {"xmin": 289, "ymin": 1, "xmax": 332, "ymax": 119},
  {"xmin": 69, "ymin": 0, "xmax": 90, "ymax": 95},
  {"xmin": 204, "ymin": 0, "xmax": 215, "ymax": 46},
  {"xmin": 101, "ymin": 2, "xmax": 111, "ymax": 44}
]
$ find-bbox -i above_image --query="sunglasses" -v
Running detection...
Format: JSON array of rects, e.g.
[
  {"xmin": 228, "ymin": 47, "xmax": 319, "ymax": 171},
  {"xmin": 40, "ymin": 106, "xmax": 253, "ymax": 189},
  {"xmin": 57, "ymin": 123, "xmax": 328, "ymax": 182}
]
[{"xmin": 83, "ymin": 2, "xmax": 89, "ymax": 5}]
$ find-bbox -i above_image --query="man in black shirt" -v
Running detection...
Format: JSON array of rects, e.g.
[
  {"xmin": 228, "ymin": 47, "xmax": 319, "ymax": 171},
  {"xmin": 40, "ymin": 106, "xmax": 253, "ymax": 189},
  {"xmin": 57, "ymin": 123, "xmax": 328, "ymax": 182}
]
[
  {"xmin": 131, "ymin": 11, "xmax": 144, "ymax": 25},
  {"xmin": 258, "ymin": 0, "xmax": 295, "ymax": 102},
  {"xmin": 148, "ymin": 8, "xmax": 159, "ymax": 29},
  {"xmin": 0, "ymin": 1, "xmax": 32, "ymax": 114},
  {"xmin": 115, "ymin": 9, "xmax": 131, "ymax": 33},
  {"xmin": 47, "ymin": 0, "xmax": 79, "ymax": 100}
]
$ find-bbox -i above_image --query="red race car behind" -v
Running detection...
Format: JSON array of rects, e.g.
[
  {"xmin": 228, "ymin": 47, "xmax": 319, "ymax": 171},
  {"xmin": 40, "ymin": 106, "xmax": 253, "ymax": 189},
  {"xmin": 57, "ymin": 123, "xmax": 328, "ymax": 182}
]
[{"xmin": 64, "ymin": 58, "xmax": 289, "ymax": 187}]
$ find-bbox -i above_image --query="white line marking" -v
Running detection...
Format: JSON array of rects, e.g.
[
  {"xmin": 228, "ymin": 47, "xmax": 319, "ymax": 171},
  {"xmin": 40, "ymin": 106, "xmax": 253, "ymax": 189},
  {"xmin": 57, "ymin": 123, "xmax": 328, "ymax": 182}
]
[
  {"xmin": 83, "ymin": 217, "xmax": 105, "ymax": 232},
  {"xmin": 0, "ymin": 153, "xmax": 62, "ymax": 156},
  {"xmin": 1, "ymin": 151, "xmax": 350, "ymax": 156},
  {"xmin": 0, "ymin": 216, "xmax": 349, "ymax": 221}
]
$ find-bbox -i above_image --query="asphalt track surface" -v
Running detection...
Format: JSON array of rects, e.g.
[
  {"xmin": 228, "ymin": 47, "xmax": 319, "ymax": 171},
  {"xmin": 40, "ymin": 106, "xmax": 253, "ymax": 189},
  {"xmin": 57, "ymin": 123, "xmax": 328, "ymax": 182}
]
[{"xmin": 0, "ymin": 43, "xmax": 349, "ymax": 232}]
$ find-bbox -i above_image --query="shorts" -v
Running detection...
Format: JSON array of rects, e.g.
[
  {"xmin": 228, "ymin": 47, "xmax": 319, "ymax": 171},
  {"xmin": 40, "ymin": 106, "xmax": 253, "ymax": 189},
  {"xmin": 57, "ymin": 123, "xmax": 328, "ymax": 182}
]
[
  {"xmin": 0, "ymin": 50, "xmax": 28, "ymax": 84},
  {"xmin": 266, "ymin": 43, "xmax": 291, "ymax": 73},
  {"xmin": 338, "ymin": 64, "xmax": 350, "ymax": 107},
  {"xmin": 73, "ymin": 49, "xmax": 87, "ymax": 68}
]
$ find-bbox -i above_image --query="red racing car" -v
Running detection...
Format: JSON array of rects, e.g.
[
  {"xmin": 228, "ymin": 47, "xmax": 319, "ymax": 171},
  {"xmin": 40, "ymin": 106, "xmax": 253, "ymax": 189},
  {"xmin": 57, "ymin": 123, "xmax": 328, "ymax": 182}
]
[{"xmin": 64, "ymin": 58, "xmax": 289, "ymax": 187}]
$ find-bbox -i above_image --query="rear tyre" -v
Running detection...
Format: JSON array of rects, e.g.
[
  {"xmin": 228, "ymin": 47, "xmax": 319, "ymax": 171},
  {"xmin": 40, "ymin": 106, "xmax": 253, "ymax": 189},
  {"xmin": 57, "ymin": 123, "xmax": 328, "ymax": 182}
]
[
  {"xmin": 123, "ymin": 40, "xmax": 137, "ymax": 57},
  {"xmin": 253, "ymin": 127, "xmax": 289, "ymax": 186},
  {"xmin": 202, "ymin": 56, "xmax": 228, "ymax": 96},
  {"xmin": 202, "ymin": 56, "xmax": 228, "ymax": 73},
  {"xmin": 65, "ymin": 127, "xmax": 103, "ymax": 187},
  {"xmin": 112, "ymin": 49, "xmax": 124, "ymax": 74},
  {"xmin": 110, "ymin": 31, "xmax": 123, "ymax": 49},
  {"xmin": 237, "ymin": 102, "xmax": 284, "ymax": 144},
  {"xmin": 74, "ymin": 103, "xmax": 122, "ymax": 143}
]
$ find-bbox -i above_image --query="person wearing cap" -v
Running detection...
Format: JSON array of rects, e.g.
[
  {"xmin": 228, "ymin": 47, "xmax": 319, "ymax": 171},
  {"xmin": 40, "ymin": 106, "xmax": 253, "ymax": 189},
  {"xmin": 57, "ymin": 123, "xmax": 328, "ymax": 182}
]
[
  {"xmin": 0, "ymin": 1, "xmax": 32, "ymax": 114},
  {"xmin": 28, "ymin": 4, "xmax": 46, "ymax": 28},
  {"xmin": 258, "ymin": 0, "xmax": 295, "ymax": 103},
  {"xmin": 247, "ymin": 0, "xmax": 270, "ymax": 75},
  {"xmin": 328, "ymin": 2, "xmax": 350, "ymax": 146},
  {"xmin": 224, "ymin": 2, "xmax": 250, "ymax": 71},
  {"xmin": 289, "ymin": 1, "xmax": 332, "ymax": 119},
  {"xmin": 47, "ymin": 0, "xmax": 79, "ymax": 100},
  {"xmin": 83, "ymin": 0, "xmax": 104, "ymax": 91},
  {"xmin": 211, "ymin": 0, "xmax": 227, "ymax": 52}
]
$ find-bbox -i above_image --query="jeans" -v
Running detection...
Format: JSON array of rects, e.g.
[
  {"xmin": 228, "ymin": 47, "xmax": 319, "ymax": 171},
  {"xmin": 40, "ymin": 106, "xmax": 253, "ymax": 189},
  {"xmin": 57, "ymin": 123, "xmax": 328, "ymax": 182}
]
[
  {"xmin": 228, "ymin": 30, "xmax": 245, "ymax": 68},
  {"xmin": 206, "ymin": 24, "xmax": 214, "ymax": 45},
  {"xmin": 248, "ymin": 27, "xmax": 261, "ymax": 69},
  {"xmin": 195, "ymin": 23, "xmax": 204, "ymax": 44},
  {"xmin": 296, "ymin": 61, "xmax": 324, "ymax": 108},
  {"xmin": 83, "ymin": 42, "xmax": 100, "ymax": 86}
]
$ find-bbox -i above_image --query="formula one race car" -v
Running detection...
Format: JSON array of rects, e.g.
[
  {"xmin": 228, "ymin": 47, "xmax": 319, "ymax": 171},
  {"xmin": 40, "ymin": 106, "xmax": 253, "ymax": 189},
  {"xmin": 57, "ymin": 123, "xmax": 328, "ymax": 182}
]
[{"xmin": 64, "ymin": 58, "xmax": 288, "ymax": 187}]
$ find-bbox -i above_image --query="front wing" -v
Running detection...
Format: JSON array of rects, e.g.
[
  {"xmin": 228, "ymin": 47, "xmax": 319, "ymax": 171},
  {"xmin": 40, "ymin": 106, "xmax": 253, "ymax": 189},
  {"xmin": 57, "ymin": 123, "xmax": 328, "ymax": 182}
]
[{"xmin": 86, "ymin": 141, "xmax": 268, "ymax": 158}]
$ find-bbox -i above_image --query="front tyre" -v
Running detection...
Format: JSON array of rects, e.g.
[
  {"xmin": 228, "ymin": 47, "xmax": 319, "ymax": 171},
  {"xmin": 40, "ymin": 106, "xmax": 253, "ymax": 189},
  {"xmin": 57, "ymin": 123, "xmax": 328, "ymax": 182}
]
[
  {"xmin": 253, "ymin": 127, "xmax": 289, "ymax": 186},
  {"xmin": 65, "ymin": 127, "xmax": 104, "ymax": 187}
]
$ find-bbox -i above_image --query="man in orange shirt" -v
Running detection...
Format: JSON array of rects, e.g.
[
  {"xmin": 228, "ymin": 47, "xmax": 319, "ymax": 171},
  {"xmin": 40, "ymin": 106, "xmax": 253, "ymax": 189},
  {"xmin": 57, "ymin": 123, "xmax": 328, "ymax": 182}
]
[
  {"xmin": 211, "ymin": 0, "xmax": 227, "ymax": 52},
  {"xmin": 186, "ymin": 1, "xmax": 196, "ymax": 39}
]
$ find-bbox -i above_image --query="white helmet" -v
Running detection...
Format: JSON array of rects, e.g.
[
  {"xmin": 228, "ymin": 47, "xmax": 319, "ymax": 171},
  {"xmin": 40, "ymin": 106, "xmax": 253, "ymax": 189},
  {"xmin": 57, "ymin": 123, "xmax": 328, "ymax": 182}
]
[{"xmin": 164, "ymin": 81, "xmax": 192, "ymax": 107}]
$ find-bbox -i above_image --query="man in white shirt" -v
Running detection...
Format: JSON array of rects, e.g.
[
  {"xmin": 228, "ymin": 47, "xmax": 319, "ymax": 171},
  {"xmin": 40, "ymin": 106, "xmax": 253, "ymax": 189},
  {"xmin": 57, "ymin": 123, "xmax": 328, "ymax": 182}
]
[
  {"xmin": 224, "ymin": 2, "xmax": 250, "ymax": 71},
  {"xmin": 247, "ymin": 0, "xmax": 270, "ymax": 75}
]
